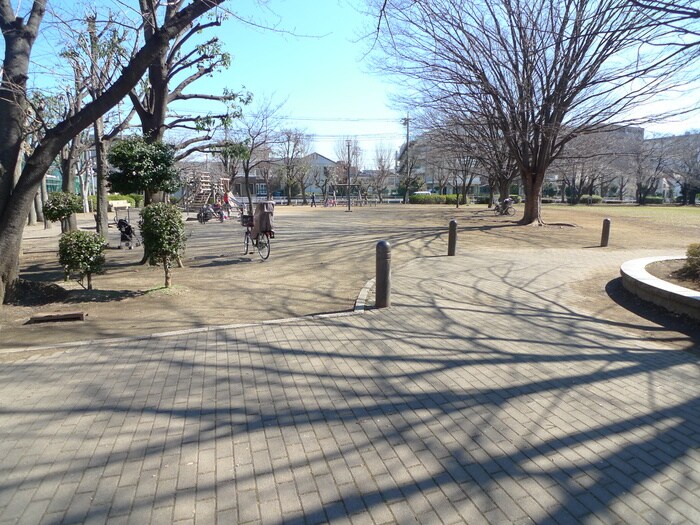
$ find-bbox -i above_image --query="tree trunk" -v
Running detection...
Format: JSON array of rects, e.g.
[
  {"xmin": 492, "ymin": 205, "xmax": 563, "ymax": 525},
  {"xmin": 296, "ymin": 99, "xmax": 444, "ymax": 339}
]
[
  {"xmin": 86, "ymin": 272, "xmax": 93, "ymax": 290},
  {"xmin": 0, "ymin": 163, "xmax": 39, "ymax": 302},
  {"xmin": 0, "ymin": 0, "xmax": 226, "ymax": 304},
  {"xmin": 498, "ymin": 180, "xmax": 510, "ymax": 203},
  {"xmin": 163, "ymin": 256, "xmax": 172, "ymax": 288},
  {"xmin": 93, "ymin": 119, "xmax": 110, "ymax": 237},
  {"xmin": 40, "ymin": 177, "xmax": 50, "ymax": 229},
  {"xmin": 244, "ymin": 169, "xmax": 253, "ymax": 214},
  {"xmin": 27, "ymin": 193, "xmax": 37, "ymax": 225},
  {"xmin": 461, "ymin": 176, "xmax": 470, "ymax": 205},
  {"xmin": 34, "ymin": 190, "xmax": 43, "ymax": 223},
  {"xmin": 520, "ymin": 171, "xmax": 545, "ymax": 225}
]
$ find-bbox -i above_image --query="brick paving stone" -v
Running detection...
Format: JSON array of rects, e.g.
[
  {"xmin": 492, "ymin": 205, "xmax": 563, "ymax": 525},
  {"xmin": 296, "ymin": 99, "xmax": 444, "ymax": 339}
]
[{"xmin": 1, "ymin": 248, "xmax": 698, "ymax": 524}]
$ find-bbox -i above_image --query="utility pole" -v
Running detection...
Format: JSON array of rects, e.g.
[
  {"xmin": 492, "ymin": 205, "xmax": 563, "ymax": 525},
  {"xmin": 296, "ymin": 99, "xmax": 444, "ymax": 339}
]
[
  {"xmin": 346, "ymin": 139, "xmax": 352, "ymax": 212},
  {"xmin": 401, "ymin": 113, "xmax": 410, "ymax": 203}
]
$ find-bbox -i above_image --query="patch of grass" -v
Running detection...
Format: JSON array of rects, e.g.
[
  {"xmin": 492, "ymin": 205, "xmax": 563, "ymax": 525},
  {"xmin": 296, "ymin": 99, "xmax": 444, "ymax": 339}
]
[{"xmin": 145, "ymin": 285, "xmax": 190, "ymax": 296}]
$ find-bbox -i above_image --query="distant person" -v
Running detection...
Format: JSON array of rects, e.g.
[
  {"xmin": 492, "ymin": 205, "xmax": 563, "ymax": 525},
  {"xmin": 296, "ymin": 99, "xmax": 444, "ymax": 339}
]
[{"xmin": 311, "ymin": 194, "xmax": 316, "ymax": 207}]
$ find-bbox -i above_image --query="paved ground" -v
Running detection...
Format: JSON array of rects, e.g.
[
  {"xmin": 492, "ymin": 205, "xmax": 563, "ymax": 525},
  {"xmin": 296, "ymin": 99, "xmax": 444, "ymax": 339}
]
[{"xmin": 1, "ymin": 205, "xmax": 699, "ymax": 524}]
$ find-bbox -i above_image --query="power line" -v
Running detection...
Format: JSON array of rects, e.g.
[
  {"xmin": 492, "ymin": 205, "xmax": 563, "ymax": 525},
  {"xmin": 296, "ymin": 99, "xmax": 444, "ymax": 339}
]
[{"xmin": 280, "ymin": 116, "xmax": 401, "ymax": 123}]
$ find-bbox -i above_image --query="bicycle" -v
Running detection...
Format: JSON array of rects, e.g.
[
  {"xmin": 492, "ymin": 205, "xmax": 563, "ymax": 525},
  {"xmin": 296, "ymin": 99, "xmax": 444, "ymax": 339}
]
[
  {"xmin": 494, "ymin": 199, "xmax": 515, "ymax": 216},
  {"xmin": 241, "ymin": 214, "xmax": 273, "ymax": 260}
]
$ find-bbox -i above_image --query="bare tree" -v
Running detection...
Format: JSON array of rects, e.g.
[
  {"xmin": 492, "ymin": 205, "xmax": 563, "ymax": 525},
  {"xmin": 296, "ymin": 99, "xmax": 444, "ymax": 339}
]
[
  {"xmin": 372, "ymin": 0, "xmax": 700, "ymax": 224},
  {"xmin": 44, "ymin": 8, "xmax": 135, "ymax": 235},
  {"xmin": 632, "ymin": 1, "xmax": 700, "ymax": 49},
  {"xmin": 0, "ymin": 0, "xmax": 227, "ymax": 304},
  {"xmin": 374, "ymin": 143, "xmax": 393, "ymax": 202},
  {"xmin": 277, "ymin": 129, "xmax": 310, "ymax": 205},
  {"xmin": 668, "ymin": 133, "xmax": 700, "ymax": 204},
  {"xmin": 334, "ymin": 137, "xmax": 363, "ymax": 201},
  {"xmin": 257, "ymin": 157, "xmax": 279, "ymax": 200},
  {"xmin": 554, "ymin": 133, "xmax": 616, "ymax": 204},
  {"xmin": 236, "ymin": 99, "xmax": 283, "ymax": 212},
  {"xmin": 416, "ymin": 110, "xmax": 518, "ymax": 207},
  {"xmin": 293, "ymin": 158, "xmax": 312, "ymax": 205},
  {"xmin": 632, "ymin": 138, "xmax": 670, "ymax": 204},
  {"xmin": 310, "ymin": 162, "xmax": 335, "ymax": 202},
  {"xmin": 128, "ymin": 1, "xmax": 248, "ymax": 183}
]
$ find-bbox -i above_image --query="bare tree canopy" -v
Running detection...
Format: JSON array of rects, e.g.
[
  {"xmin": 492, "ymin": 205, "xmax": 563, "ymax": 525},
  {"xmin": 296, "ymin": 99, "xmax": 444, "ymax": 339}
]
[
  {"xmin": 632, "ymin": 1, "xmax": 700, "ymax": 48},
  {"xmin": 370, "ymin": 0, "xmax": 700, "ymax": 224}
]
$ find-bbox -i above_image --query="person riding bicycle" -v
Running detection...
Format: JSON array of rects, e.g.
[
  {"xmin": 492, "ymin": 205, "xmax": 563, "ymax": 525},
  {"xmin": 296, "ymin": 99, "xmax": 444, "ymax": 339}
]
[{"xmin": 496, "ymin": 197, "xmax": 513, "ymax": 213}]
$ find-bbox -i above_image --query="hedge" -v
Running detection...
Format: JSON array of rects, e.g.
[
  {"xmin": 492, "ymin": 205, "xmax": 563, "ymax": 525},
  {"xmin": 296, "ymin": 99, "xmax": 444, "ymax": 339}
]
[
  {"xmin": 409, "ymin": 194, "xmax": 446, "ymax": 204},
  {"xmin": 88, "ymin": 193, "xmax": 140, "ymax": 212},
  {"xmin": 577, "ymin": 195, "xmax": 603, "ymax": 204}
]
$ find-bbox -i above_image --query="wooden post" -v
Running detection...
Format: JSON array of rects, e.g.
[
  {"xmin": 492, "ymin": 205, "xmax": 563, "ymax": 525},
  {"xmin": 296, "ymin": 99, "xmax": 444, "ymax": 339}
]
[{"xmin": 601, "ymin": 218, "xmax": 611, "ymax": 247}]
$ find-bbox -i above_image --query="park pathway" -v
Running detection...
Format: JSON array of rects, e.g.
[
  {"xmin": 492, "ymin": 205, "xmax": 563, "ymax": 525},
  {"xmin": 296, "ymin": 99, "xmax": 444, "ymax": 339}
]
[{"xmin": 0, "ymin": 247, "xmax": 698, "ymax": 524}]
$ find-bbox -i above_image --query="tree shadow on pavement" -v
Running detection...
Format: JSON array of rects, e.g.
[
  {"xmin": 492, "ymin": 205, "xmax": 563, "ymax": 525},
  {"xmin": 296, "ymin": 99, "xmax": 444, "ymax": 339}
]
[
  {"xmin": 2, "ymin": 251, "xmax": 698, "ymax": 524},
  {"xmin": 605, "ymin": 277, "xmax": 700, "ymax": 351}
]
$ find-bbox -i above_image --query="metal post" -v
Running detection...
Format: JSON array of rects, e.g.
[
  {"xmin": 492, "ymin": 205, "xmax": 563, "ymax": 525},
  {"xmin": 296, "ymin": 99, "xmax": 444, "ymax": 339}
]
[
  {"xmin": 448, "ymin": 219, "xmax": 457, "ymax": 256},
  {"xmin": 601, "ymin": 218, "xmax": 611, "ymax": 247},
  {"xmin": 346, "ymin": 139, "xmax": 352, "ymax": 212},
  {"xmin": 376, "ymin": 240, "xmax": 391, "ymax": 308}
]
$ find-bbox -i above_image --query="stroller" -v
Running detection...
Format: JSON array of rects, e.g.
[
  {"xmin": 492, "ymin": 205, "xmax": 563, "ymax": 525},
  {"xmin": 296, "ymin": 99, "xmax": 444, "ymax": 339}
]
[{"xmin": 116, "ymin": 218, "xmax": 139, "ymax": 249}]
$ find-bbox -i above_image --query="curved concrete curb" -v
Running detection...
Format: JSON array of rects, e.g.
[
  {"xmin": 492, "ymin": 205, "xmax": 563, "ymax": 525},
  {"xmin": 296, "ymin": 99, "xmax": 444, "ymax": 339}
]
[
  {"xmin": 620, "ymin": 256, "xmax": 700, "ymax": 321},
  {"xmin": 354, "ymin": 278, "xmax": 375, "ymax": 312}
]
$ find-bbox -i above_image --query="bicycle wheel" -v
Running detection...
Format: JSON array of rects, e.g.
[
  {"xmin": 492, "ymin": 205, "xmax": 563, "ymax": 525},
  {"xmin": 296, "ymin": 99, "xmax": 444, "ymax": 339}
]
[
  {"xmin": 257, "ymin": 233, "xmax": 270, "ymax": 260},
  {"xmin": 493, "ymin": 206, "xmax": 500, "ymax": 216},
  {"xmin": 243, "ymin": 231, "xmax": 250, "ymax": 255},
  {"xmin": 506, "ymin": 205, "xmax": 515, "ymax": 216}
]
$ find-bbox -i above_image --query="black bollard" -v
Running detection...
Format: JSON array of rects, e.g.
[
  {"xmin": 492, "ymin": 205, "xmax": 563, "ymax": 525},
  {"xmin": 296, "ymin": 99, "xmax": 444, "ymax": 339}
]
[
  {"xmin": 448, "ymin": 219, "xmax": 457, "ymax": 256},
  {"xmin": 601, "ymin": 218, "xmax": 611, "ymax": 247},
  {"xmin": 376, "ymin": 240, "xmax": 391, "ymax": 308}
]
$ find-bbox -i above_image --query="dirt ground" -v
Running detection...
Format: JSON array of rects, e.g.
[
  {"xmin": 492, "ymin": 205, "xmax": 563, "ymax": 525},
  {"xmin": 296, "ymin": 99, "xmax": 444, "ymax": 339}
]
[
  {"xmin": 2, "ymin": 203, "xmax": 699, "ymax": 351},
  {"xmin": 646, "ymin": 259, "xmax": 700, "ymax": 291}
]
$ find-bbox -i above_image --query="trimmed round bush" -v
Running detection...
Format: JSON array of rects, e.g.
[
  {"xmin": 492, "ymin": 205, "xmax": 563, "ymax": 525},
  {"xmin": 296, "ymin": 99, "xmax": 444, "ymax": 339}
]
[
  {"xmin": 139, "ymin": 203, "xmax": 186, "ymax": 288},
  {"xmin": 44, "ymin": 192, "xmax": 83, "ymax": 231},
  {"xmin": 58, "ymin": 231, "xmax": 106, "ymax": 290}
]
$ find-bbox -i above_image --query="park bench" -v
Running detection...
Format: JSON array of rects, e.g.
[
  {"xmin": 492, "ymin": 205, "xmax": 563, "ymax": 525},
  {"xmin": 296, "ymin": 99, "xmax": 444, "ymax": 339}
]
[{"xmin": 109, "ymin": 200, "xmax": 131, "ymax": 211}]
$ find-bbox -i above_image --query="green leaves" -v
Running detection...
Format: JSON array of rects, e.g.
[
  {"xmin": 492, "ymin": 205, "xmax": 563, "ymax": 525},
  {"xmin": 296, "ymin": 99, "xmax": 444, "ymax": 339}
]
[
  {"xmin": 107, "ymin": 137, "xmax": 180, "ymax": 195},
  {"xmin": 43, "ymin": 192, "xmax": 83, "ymax": 223},
  {"xmin": 58, "ymin": 231, "xmax": 106, "ymax": 281},
  {"xmin": 139, "ymin": 203, "xmax": 186, "ymax": 267}
]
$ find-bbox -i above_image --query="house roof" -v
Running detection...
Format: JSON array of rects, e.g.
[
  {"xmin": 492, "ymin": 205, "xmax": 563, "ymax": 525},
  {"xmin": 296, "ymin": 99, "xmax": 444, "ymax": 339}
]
[{"xmin": 304, "ymin": 152, "xmax": 337, "ymax": 165}]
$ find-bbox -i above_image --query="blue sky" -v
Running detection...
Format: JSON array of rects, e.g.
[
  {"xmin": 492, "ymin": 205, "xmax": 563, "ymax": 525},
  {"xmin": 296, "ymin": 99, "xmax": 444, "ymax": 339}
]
[
  {"xmin": 194, "ymin": 0, "xmax": 407, "ymax": 167},
  {"xmin": 14, "ymin": 0, "xmax": 698, "ymax": 168},
  {"xmin": 21, "ymin": 0, "xmax": 405, "ymax": 168}
]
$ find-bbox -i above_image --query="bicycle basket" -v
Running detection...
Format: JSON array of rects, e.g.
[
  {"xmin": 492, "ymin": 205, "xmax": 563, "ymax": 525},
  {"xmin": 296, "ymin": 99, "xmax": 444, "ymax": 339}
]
[{"xmin": 241, "ymin": 214, "xmax": 254, "ymax": 227}]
